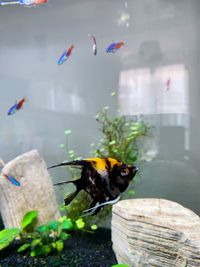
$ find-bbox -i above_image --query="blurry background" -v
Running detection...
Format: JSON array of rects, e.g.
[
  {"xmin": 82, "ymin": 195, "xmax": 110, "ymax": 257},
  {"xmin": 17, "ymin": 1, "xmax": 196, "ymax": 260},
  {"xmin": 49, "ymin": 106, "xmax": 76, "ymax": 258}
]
[{"xmin": 0, "ymin": 0, "xmax": 200, "ymax": 214}]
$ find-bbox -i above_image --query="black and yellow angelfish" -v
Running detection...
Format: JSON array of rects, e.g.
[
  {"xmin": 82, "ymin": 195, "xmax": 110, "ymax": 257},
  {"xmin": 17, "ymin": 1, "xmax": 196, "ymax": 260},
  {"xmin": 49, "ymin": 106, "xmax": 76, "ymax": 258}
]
[{"xmin": 48, "ymin": 158, "xmax": 138, "ymax": 215}]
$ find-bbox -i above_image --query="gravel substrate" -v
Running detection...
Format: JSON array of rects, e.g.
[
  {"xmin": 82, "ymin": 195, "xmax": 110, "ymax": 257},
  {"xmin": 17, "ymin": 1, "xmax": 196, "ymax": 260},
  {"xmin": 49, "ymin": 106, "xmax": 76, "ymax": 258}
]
[{"xmin": 0, "ymin": 228, "xmax": 117, "ymax": 267}]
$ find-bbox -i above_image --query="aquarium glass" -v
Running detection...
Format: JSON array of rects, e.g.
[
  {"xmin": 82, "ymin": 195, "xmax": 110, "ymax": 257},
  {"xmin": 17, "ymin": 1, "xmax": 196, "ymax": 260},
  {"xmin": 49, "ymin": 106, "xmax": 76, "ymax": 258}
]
[{"xmin": 0, "ymin": 0, "xmax": 200, "ymax": 214}]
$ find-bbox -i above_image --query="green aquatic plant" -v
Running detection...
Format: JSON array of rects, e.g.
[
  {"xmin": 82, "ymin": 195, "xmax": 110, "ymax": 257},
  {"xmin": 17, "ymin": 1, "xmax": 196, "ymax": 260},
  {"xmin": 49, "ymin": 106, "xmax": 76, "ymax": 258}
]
[
  {"xmin": 0, "ymin": 210, "xmax": 38, "ymax": 252},
  {"xmin": 18, "ymin": 216, "xmax": 73, "ymax": 256},
  {"xmin": 58, "ymin": 92, "xmax": 150, "ymax": 226},
  {"xmin": 92, "ymin": 106, "xmax": 150, "ymax": 165},
  {"xmin": 60, "ymin": 202, "xmax": 98, "ymax": 232},
  {"xmin": 0, "ymin": 210, "xmax": 77, "ymax": 257},
  {"xmin": 0, "ymin": 228, "xmax": 20, "ymax": 250},
  {"xmin": 60, "ymin": 123, "xmax": 149, "ymax": 226},
  {"xmin": 21, "ymin": 210, "xmax": 38, "ymax": 232},
  {"xmin": 0, "ymin": 210, "xmax": 38, "ymax": 251}
]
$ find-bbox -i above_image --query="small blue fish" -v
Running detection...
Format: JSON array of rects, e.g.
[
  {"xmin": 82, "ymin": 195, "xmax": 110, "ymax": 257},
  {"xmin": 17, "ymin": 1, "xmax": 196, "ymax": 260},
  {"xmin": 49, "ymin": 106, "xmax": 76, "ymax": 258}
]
[
  {"xmin": 57, "ymin": 50, "xmax": 67, "ymax": 65},
  {"xmin": 3, "ymin": 174, "xmax": 21, "ymax": 187},
  {"xmin": 7, "ymin": 101, "xmax": 18, "ymax": 116},
  {"xmin": 106, "ymin": 43, "xmax": 117, "ymax": 53},
  {"xmin": 106, "ymin": 42, "xmax": 125, "ymax": 53},
  {"xmin": 57, "ymin": 45, "xmax": 74, "ymax": 65}
]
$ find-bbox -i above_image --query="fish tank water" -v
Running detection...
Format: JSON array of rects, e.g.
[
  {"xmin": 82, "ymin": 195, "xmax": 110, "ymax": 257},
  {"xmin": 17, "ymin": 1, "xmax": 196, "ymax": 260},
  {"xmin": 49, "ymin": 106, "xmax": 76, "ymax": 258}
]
[{"xmin": 0, "ymin": 0, "xmax": 200, "ymax": 266}]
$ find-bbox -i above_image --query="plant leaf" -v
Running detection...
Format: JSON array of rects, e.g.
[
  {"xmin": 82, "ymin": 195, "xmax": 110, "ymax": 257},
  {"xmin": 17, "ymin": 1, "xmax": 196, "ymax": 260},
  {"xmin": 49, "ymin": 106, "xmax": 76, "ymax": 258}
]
[
  {"xmin": 61, "ymin": 219, "xmax": 73, "ymax": 231},
  {"xmin": 60, "ymin": 232, "xmax": 70, "ymax": 241},
  {"xmin": 52, "ymin": 242, "xmax": 56, "ymax": 249},
  {"xmin": 17, "ymin": 243, "xmax": 31, "ymax": 253},
  {"xmin": 91, "ymin": 224, "xmax": 98, "ymax": 230},
  {"xmin": 31, "ymin": 239, "xmax": 42, "ymax": 249},
  {"xmin": 55, "ymin": 240, "xmax": 63, "ymax": 253},
  {"xmin": 30, "ymin": 246, "xmax": 42, "ymax": 257},
  {"xmin": 21, "ymin": 210, "xmax": 38, "ymax": 231},
  {"xmin": 0, "ymin": 228, "xmax": 20, "ymax": 250},
  {"xmin": 75, "ymin": 218, "xmax": 85, "ymax": 229},
  {"xmin": 36, "ymin": 225, "xmax": 50, "ymax": 234},
  {"xmin": 47, "ymin": 221, "xmax": 60, "ymax": 231},
  {"xmin": 41, "ymin": 244, "xmax": 51, "ymax": 256}
]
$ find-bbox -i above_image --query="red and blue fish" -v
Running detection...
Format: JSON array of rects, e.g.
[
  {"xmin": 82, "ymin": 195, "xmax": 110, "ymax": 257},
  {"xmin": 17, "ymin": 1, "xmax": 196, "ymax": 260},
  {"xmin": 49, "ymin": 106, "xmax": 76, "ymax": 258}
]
[
  {"xmin": 3, "ymin": 174, "xmax": 21, "ymax": 187},
  {"xmin": 7, "ymin": 101, "xmax": 18, "ymax": 116},
  {"xmin": 57, "ymin": 45, "xmax": 74, "ymax": 65},
  {"xmin": 0, "ymin": 0, "xmax": 48, "ymax": 7},
  {"xmin": 7, "ymin": 97, "xmax": 26, "ymax": 116},
  {"xmin": 106, "ymin": 42, "xmax": 125, "ymax": 53}
]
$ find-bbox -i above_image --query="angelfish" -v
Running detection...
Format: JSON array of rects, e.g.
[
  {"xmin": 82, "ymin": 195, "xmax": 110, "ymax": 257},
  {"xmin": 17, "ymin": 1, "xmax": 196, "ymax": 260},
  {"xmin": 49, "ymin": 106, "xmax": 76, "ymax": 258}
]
[{"xmin": 48, "ymin": 158, "xmax": 138, "ymax": 215}]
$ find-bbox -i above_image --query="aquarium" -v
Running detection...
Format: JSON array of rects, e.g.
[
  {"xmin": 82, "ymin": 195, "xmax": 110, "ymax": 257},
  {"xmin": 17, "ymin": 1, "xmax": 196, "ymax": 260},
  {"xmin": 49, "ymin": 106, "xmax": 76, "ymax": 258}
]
[{"xmin": 0, "ymin": 0, "xmax": 200, "ymax": 266}]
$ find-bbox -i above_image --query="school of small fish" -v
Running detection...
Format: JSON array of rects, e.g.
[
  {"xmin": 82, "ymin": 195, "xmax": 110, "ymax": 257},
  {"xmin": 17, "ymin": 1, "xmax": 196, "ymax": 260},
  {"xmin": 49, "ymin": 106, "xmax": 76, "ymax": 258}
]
[
  {"xmin": 57, "ymin": 38, "xmax": 125, "ymax": 65},
  {"xmin": 0, "ymin": 3, "xmax": 171, "ymax": 216}
]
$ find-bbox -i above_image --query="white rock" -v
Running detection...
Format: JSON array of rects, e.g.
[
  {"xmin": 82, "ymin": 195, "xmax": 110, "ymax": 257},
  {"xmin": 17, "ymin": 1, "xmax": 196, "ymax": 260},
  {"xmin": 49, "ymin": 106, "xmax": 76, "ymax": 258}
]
[
  {"xmin": 112, "ymin": 198, "xmax": 200, "ymax": 267},
  {"xmin": 0, "ymin": 149, "xmax": 60, "ymax": 228}
]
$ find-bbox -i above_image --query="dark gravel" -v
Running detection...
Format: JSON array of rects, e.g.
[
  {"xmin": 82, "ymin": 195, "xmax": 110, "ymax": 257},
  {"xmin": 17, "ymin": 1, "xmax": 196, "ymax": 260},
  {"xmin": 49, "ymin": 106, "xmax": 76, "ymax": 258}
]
[{"xmin": 0, "ymin": 228, "xmax": 117, "ymax": 267}]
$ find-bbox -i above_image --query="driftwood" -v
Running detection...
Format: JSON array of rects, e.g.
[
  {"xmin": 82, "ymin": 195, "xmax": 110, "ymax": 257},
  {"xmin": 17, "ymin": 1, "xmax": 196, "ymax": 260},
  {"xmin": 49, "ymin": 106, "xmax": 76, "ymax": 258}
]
[
  {"xmin": 112, "ymin": 198, "xmax": 200, "ymax": 267},
  {"xmin": 0, "ymin": 149, "xmax": 60, "ymax": 228}
]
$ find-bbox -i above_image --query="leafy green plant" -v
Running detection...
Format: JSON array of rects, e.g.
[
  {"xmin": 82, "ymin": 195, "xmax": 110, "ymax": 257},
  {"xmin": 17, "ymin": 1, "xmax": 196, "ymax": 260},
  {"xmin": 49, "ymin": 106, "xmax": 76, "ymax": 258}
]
[
  {"xmin": 60, "ymin": 202, "xmax": 98, "ymax": 232},
  {"xmin": 93, "ymin": 106, "xmax": 150, "ymax": 165},
  {"xmin": 18, "ymin": 216, "xmax": 73, "ymax": 256},
  {"xmin": 0, "ymin": 228, "xmax": 20, "ymax": 250},
  {"xmin": 0, "ymin": 210, "xmax": 38, "ymax": 252},
  {"xmin": 21, "ymin": 210, "xmax": 38, "ymax": 232},
  {"xmin": 57, "ymin": 92, "xmax": 150, "ymax": 226},
  {"xmin": 0, "ymin": 211, "xmax": 75, "ymax": 257},
  {"xmin": 61, "ymin": 109, "xmax": 150, "ymax": 224}
]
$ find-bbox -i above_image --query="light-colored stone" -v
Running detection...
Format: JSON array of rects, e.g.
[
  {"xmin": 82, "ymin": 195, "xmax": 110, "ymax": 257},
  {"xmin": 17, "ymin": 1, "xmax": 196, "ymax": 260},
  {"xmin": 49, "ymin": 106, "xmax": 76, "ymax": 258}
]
[
  {"xmin": 112, "ymin": 198, "xmax": 200, "ymax": 267},
  {"xmin": 0, "ymin": 150, "xmax": 60, "ymax": 228},
  {"xmin": 0, "ymin": 159, "xmax": 5, "ymax": 168}
]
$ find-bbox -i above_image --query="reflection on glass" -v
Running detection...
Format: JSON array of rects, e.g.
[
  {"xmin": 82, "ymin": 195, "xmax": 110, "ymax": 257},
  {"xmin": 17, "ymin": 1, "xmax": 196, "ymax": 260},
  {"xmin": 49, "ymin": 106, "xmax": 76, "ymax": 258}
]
[
  {"xmin": 118, "ymin": 64, "xmax": 188, "ymax": 115},
  {"xmin": 117, "ymin": 0, "xmax": 130, "ymax": 28}
]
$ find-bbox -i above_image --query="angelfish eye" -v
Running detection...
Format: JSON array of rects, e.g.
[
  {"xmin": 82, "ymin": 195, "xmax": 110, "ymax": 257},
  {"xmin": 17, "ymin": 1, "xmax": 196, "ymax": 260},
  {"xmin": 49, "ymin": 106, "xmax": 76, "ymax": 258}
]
[{"xmin": 121, "ymin": 168, "xmax": 129, "ymax": 176}]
